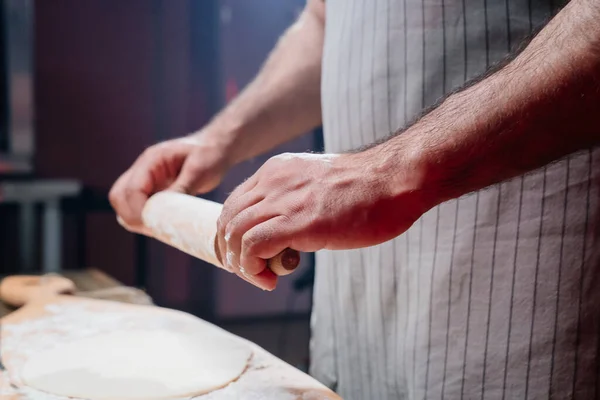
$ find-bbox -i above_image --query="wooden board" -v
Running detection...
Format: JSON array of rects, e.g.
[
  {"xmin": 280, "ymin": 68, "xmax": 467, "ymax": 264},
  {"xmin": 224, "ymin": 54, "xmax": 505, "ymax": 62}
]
[
  {"xmin": 0, "ymin": 269, "xmax": 132, "ymax": 318},
  {"xmin": 0, "ymin": 293, "xmax": 341, "ymax": 400}
]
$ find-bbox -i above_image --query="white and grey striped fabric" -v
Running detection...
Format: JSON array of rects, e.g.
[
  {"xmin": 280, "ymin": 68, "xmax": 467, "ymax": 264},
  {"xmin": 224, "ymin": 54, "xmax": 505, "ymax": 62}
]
[{"xmin": 310, "ymin": 0, "xmax": 600, "ymax": 399}]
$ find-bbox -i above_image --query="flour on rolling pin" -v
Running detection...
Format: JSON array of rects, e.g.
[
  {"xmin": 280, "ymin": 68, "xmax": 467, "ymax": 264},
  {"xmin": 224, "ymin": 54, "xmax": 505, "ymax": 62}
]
[
  {"xmin": 141, "ymin": 192, "xmax": 300, "ymax": 276},
  {"xmin": 142, "ymin": 192, "xmax": 223, "ymax": 269}
]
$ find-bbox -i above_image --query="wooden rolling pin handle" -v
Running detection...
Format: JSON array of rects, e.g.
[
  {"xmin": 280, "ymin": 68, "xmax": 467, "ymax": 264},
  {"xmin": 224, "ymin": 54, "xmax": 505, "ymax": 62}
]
[
  {"xmin": 214, "ymin": 237, "xmax": 300, "ymax": 277},
  {"xmin": 142, "ymin": 192, "xmax": 302, "ymax": 277},
  {"xmin": 268, "ymin": 248, "xmax": 301, "ymax": 276}
]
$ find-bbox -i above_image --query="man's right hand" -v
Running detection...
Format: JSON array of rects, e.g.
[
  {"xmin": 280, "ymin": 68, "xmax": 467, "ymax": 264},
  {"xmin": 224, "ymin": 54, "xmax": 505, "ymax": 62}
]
[{"xmin": 109, "ymin": 134, "xmax": 231, "ymax": 236}]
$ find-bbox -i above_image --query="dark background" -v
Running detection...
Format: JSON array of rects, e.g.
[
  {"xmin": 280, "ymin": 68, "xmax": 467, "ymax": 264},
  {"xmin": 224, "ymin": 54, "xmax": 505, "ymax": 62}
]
[{"xmin": 0, "ymin": 0, "xmax": 318, "ymax": 323}]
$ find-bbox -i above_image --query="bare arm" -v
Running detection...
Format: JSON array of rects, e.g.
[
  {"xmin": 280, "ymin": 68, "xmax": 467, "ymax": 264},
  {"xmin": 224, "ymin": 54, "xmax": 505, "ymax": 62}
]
[
  {"xmin": 214, "ymin": 0, "xmax": 600, "ymax": 290},
  {"xmin": 373, "ymin": 0, "xmax": 600, "ymax": 209},
  {"xmin": 200, "ymin": 0, "xmax": 326, "ymax": 166},
  {"xmin": 110, "ymin": 0, "xmax": 325, "ymax": 234}
]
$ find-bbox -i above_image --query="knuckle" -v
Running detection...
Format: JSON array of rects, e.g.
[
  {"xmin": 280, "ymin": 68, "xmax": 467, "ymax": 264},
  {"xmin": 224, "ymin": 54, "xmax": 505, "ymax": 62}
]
[
  {"xmin": 108, "ymin": 187, "xmax": 120, "ymax": 207},
  {"xmin": 271, "ymin": 152, "xmax": 292, "ymax": 162},
  {"xmin": 155, "ymin": 141, "xmax": 172, "ymax": 151},
  {"xmin": 140, "ymin": 146, "xmax": 155, "ymax": 159},
  {"xmin": 241, "ymin": 233, "xmax": 260, "ymax": 255},
  {"xmin": 224, "ymin": 218, "xmax": 240, "ymax": 241},
  {"xmin": 216, "ymin": 214, "xmax": 226, "ymax": 235},
  {"xmin": 231, "ymin": 180, "xmax": 249, "ymax": 196},
  {"xmin": 141, "ymin": 143, "xmax": 167, "ymax": 161},
  {"xmin": 259, "ymin": 156, "xmax": 282, "ymax": 172},
  {"xmin": 218, "ymin": 213, "xmax": 235, "ymax": 238},
  {"xmin": 278, "ymin": 214, "xmax": 294, "ymax": 228},
  {"xmin": 123, "ymin": 186, "xmax": 136, "ymax": 201},
  {"xmin": 299, "ymin": 190, "xmax": 317, "ymax": 205},
  {"xmin": 184, "ymin": 155, "xmax": 206, "ymax": 173}
]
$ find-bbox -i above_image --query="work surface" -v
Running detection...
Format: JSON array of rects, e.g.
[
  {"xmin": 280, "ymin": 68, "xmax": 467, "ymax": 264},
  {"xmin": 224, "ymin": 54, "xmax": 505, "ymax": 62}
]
[{"xmin": 0, "ymin": 271, "xmax": 340, "ymax": 400}]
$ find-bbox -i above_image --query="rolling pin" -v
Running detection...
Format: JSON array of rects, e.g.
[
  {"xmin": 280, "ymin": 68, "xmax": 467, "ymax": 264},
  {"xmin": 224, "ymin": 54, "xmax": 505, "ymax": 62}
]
[{"xmin": 140, "ymin": 192, "xmax": 300, "ymax": 276}]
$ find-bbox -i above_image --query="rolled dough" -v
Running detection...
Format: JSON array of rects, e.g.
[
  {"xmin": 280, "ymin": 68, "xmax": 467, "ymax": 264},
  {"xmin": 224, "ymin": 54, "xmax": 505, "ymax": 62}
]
[{"xmin": 20, "ymin": 329, "xmax": 253, "ymax": 399}]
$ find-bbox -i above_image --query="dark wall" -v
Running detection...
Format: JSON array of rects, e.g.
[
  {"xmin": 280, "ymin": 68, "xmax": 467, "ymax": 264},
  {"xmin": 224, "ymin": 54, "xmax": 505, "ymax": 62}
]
[
  {"xmin": 34, "ymin": 0, "xmax": 219, "ymax": 313},
  {"xmin": 31, "ymin": 0, "xmax": 316, "ymax": 318}
]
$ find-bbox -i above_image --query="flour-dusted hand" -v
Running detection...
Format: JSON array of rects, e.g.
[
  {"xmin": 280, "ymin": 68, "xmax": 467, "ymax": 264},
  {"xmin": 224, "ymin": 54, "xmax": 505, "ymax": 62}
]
[
  {"xmin": 217, "ymin": 150, "xmax": 429, "ymax": 290},
  {"xmin": 109, "ymin": 135, "xmax": 232, "ymax": 236}
]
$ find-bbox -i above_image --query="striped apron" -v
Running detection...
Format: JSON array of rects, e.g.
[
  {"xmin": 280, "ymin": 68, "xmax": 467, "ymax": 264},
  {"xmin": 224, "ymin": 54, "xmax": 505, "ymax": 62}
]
[{"xmin": 310, "ymin": 0, "xmax": 600, "ymax": 398}]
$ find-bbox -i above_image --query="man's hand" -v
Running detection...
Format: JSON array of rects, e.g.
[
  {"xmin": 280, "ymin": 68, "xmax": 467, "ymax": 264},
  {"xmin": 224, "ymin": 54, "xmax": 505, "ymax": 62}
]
[
  {"xmin": 215, "ymin": 0, "xmax": 600, "ymax": 290},
  {"xmin": 109, "ymin": 135, "xmax": 231, "ymax": 235},
  {"xmin": 109, "ymin": 0, "xmax": 325, "ymax": 291},
  {"xmin": 216, "ymin": 151, "xmax": 427, "ymax": 289}
]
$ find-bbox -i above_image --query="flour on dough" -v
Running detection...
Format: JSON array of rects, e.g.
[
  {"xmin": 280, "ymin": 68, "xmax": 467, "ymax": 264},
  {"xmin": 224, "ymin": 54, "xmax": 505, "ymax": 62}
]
[{"xmin": 20, "ymin": 329, "xmax": 252, "ymax": 400}]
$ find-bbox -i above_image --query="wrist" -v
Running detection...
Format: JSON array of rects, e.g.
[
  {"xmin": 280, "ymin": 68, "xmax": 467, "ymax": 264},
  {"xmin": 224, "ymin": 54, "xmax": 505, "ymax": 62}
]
[
  {"xmin": 362, "ymin": 132, "xmax": 442, "ymax": 216},
  {"xmin": 188, "ymin": 122, "xmax": 242, "ymax": 169}
]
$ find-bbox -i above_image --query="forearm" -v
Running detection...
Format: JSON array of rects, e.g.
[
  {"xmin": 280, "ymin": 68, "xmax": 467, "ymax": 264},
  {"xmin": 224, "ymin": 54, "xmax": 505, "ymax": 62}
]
[
  {"xmin": 196, "ymin": 0, "xmax": 325, "ymax": 166},
  {"xmin": 375, "ymin": 0, "xmax": 600, "ymax": 209}
]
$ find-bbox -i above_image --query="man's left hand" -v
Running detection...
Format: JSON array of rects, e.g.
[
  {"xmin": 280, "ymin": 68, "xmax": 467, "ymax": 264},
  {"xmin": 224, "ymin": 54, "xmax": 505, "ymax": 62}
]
[{"xmin": 216, "ymin": 151, "xmax": 426, "ymax": 290}]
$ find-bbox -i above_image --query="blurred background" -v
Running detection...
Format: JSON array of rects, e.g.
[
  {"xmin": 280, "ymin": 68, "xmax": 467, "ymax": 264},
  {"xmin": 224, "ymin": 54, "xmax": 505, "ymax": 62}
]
[{"xmin": 0, "ymin": 0, "xmax": 323, "ymax": 371}]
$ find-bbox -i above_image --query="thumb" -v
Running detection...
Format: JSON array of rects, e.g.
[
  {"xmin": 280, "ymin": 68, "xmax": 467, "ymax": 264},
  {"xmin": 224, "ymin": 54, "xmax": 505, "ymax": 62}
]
[{"xmin": 169, "ymin": 156, "xmax": 225, "ymax": 195}]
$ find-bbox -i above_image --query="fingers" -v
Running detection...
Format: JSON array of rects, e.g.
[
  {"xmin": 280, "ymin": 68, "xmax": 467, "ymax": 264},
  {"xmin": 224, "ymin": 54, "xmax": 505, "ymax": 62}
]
[
  {"xmin": 222, "ymin": 203, "xmax": 279, "ymax": 275},
  {"xmin": 110, "ymin": 142, "xmax": 190, "ymax": 235},
  {"xmin": 219, "ymin": 195, "xmax": 300, "ymax": 291},
  {"xmin": 240, "ymin": 215, "xmax": 295, "ymax": 277},
  {"xmin": 237, "ymin": 267, "xmax": 278, "ymax": 292},
  {"xmin": 124, "ymin": 165, "xmax": 155, "ymax": 216},
  {"xmin": 223, "ymin": 213, "xmax": 297, "ymax": 291},
  {"xmin": 216, "ymin": 177, "xmax": 258, "ymax": 270},
  {"xmin": 216, "ymin": 174, "xmax": 292, "ymax": 291},
  {"xmin": 109, "ymin": 169, "xmax": 149, "ymax": 235},
  {"xmin": 110, "ymin": 152, "xmax": 162, "ymax": 234},
  {"xmin": 169, "ymin": 151, "xmax": 225, "ymax": 195},
  {"xmin": 116, "ymin": 215, "xmax": 146, "ymax": 236},
  {"xmin": 218, "ymin": 206, "xmax": 280, "ymax": 291}
]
